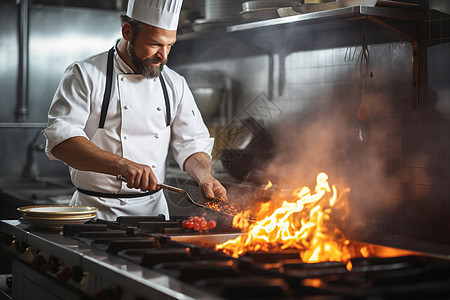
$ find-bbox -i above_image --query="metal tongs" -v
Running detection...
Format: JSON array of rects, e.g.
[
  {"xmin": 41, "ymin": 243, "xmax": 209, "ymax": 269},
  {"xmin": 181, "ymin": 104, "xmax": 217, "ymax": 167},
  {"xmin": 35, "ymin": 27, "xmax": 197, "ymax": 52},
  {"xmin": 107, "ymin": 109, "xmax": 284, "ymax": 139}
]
[{"xmin": 116, "ymin": 174, "xmax": 249, "ymax": 220}]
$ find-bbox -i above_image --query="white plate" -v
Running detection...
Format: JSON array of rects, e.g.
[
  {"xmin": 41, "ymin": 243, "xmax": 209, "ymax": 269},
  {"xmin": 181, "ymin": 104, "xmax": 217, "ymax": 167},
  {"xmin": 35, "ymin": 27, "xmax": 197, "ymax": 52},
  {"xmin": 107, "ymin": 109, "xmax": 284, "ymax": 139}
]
[
  {"xmin": 23, "ymin": 214, "xmax": 97, "ymax": 220},
  {"xmin": 18, "ymin": 205, "xmax": 98, "ymax": 218},
  {"xmin": 22, "ymin": 215, "xmax": 96, "ymax": 229}
]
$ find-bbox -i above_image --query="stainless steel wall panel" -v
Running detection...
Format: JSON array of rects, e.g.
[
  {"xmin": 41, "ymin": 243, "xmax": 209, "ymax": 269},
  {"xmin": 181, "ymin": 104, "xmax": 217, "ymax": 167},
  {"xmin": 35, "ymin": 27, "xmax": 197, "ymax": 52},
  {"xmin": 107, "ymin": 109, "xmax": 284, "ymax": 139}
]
[
  {"xmin": 0, "ymin": 4, "xmax": 121, "ymax": 176},
  {"xmin": 27, "ymin": 5, "xmax": 121, "ymax": 122},
  {"xmin": 0, "ymin": 3, "xmax": 19, "ymax": 123}
]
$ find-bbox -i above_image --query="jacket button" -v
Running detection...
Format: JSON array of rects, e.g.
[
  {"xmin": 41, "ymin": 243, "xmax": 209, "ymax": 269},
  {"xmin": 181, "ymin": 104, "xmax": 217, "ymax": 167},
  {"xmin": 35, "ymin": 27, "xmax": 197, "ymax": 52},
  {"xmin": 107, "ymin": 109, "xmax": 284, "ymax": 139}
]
[
  {"xmin": 157, "ymin": 107, "xmax": 162, "ymax": 111},
  {"xmin": 154, "ymin": 134, "xmax": 158, "ymax": 139},
  {"xmin": 123, "ymin": 136, "xmax": 128, "ymax": 140},
  {"xmin": 121, "ymin": 77, "xmax": 126, "ymax": 82},
  {"xmin": 151, "ymin": 165, "xmax": 156, "ymax": 168},
  {"xmin": 124, "ymin": 105, "xmax": 129, "ymax": 110}
]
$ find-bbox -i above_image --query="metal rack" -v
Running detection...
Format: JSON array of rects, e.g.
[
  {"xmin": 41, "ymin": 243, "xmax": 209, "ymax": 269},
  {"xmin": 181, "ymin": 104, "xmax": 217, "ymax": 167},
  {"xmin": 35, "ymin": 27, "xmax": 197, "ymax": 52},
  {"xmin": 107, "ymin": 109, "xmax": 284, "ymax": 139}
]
[{"xmin": 174, "ymin": 5, "xmax": 423, "ymax": 107}]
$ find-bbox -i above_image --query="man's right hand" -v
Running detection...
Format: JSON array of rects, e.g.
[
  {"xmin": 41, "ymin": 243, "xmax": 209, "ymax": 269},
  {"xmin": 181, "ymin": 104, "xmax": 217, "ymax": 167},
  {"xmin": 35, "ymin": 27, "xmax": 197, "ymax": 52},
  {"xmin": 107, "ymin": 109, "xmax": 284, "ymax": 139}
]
[{"xmin": 118, "ymin": 162, "xmax": 158, "ymax": 192}]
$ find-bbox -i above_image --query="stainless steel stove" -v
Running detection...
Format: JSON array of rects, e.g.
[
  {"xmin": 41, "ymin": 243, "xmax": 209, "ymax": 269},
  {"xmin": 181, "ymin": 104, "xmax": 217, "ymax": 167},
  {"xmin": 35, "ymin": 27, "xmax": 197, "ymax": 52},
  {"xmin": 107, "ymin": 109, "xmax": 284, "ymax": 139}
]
[{"xmin": 2, "ymin": 217, "xmax": 450, "ymax": 300}]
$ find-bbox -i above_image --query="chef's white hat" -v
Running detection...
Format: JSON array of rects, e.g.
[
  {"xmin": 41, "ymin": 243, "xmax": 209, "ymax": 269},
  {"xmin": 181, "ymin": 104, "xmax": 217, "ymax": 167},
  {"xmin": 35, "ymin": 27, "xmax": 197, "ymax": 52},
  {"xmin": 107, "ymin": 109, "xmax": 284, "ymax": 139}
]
[{"xmin": 126, "ymin": 0, "xmax": 183, "ymax": 31}]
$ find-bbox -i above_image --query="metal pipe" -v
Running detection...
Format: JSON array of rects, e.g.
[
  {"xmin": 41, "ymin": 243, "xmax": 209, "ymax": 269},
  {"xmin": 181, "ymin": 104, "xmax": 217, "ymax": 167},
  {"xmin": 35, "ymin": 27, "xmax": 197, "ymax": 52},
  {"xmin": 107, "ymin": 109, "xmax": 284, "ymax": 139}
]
[
  {"xmin": 0, "ymin": 123, "xmax": 47, "ymax": 128},
  {"xmin": 15, "ymin": 0, "xmax": 29, "ymax": 122}
]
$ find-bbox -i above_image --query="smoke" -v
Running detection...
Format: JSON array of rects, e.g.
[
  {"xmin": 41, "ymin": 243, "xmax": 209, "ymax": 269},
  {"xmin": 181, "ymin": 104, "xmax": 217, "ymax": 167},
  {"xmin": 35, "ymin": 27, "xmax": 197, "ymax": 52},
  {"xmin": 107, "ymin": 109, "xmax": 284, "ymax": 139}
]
[{"xmin": 260, "ymin": 91, "xmax": 404, "ymax": 234}]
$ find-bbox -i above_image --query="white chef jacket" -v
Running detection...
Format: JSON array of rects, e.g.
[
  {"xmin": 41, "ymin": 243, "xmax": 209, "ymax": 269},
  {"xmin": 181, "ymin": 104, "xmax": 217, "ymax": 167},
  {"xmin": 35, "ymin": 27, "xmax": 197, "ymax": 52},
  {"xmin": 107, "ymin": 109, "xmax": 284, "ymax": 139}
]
[{"xmin": 44, "ymin": 46, "xmax": 214, "ymax": 220}]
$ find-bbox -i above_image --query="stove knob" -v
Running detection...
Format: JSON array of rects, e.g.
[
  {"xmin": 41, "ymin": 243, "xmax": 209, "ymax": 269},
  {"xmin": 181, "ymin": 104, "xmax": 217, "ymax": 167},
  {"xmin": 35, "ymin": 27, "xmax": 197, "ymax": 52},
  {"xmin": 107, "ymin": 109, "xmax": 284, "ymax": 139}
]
[
  {"xmin": 56, "ymin": 266, "xmax": 73, "ymax": 283},
  {"xmin": 108, "ymin": 285, "xmax": 121, "ymax": 300},
  {"xmin": 31, "ymin": 254, "xmax": 46, "ymax": 270},
  {"xmin": 71, "ymin": 265, "xmax": 84, "ymax": 283},
  {"xmin": 94, "ymin": 286, "xmax": 121, "ymax": 300},
  {"xmin": 1, "ymin": 233, "xmax": 13, "ymax": 246},
  {"xmin": 6, "ymin": 276, "xmax": 12, "ymax": 289},
  {"xmin": 42, "ymin": 257, "xmax": 52, "ymax": 272},
  {"xmin": 15, "ymin": 240, "xmax": 28, "ymax": 254},
  {"xmin": 93, "ymin": 288, "xmax": 109, "ymax": 300},
  {"xmin": 43, "ymin": 256, "xmax": 60, "ymax": 274}
]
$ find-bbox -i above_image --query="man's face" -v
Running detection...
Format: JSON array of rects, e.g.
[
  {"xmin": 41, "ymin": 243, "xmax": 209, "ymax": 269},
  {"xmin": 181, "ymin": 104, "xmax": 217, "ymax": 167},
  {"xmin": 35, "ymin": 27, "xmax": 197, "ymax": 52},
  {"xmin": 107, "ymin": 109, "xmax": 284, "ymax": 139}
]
[
  {"xmin": 127, "ymin": 24, "xmax": 177, "ymax": 79},
  {"xmin": 128, "ymin": 42, "xmax": 165, "ymax": 79}
]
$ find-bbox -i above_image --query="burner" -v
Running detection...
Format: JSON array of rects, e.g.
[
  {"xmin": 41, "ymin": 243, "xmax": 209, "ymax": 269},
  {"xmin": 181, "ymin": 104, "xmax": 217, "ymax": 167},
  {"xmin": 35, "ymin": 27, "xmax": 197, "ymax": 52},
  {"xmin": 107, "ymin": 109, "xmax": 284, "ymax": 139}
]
[{"xmin": 55, "ymin": 217, "xmax": 450, "ymax": 299}]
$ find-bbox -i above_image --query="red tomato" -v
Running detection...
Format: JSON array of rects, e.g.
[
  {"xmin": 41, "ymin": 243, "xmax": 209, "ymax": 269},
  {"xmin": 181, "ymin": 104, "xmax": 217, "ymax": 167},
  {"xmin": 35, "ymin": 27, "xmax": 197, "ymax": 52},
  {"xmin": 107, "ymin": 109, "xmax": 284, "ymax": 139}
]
[
  {"xmin": 182, "ymin": 220, "xmax": 194, "ymax": 229},
  {"xmin": 207, "ymin": 220, "xmax": 216, "ymax": 229},
  {"xmin": 193, "ymin": 222, "xmax": 200, "ymax": 231},
  {"xmin": 200, "ymin": 219, "xmax": 207, "ymax": 229},
  {"xmin": 182, "ymin": 220, "xmax": 188, "ymax": 228}
]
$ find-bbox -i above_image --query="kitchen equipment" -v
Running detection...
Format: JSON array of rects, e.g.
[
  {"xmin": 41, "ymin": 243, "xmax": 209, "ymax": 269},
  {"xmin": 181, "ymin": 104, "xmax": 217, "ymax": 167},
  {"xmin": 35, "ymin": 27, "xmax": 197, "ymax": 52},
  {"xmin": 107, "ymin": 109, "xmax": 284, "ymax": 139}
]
[
  {"xmin": 221, "ymin": 149, "xmax": 276, "ymax": 183},
  {"xmin": 240, "ymin": 1, "xmax": 298, "ymax": 20},
  {"xmin": 240, "ymin": 7, "xmax": 282, "ymax": 20},
  {"xmin": 220, "ymin": 118, "xmax": 276, "ymax": 183},
  {"xmin": 278, "ymin": 1, "xmax": 339, "ymax": 16},
  {"xmin": 179, "ymin": 69, "xmax": 232, "ymax": 126},
  {"xmin": 376, "ymin": 0, "xmax": 419, "ymax": 8},
  {"xmin": 116, "ymin": 175, "xmax": 251, "ymax": 221},
  {"xmin": 205, "ymin": 0, "xmax": 244, "ymax": 20},
  {"xmin": 279, "ymin": 0, "xmax": 379, "ymax": 17},
  {"xmin": 337, "ymin": 0, "xmax": 377, "ymax": 7},
  {"xmin": 193, "ymin": 0, "xmax": 245, "ymax": 32},
  {"xmin": 242, "ymin": 0, "xmax": 299, "ymax": 11},
  {"xmin": 3, "ymin": 217, "xmax": 450, "ymax": 299}
]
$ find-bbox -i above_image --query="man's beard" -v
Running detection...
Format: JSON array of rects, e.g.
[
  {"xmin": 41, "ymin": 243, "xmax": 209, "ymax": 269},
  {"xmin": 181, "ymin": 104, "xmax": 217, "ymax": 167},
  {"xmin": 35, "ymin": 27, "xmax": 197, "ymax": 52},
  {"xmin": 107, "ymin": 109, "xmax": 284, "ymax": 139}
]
[{"xmin": 128, "ymin": 43, "xmax": 166, "ymax": 79}]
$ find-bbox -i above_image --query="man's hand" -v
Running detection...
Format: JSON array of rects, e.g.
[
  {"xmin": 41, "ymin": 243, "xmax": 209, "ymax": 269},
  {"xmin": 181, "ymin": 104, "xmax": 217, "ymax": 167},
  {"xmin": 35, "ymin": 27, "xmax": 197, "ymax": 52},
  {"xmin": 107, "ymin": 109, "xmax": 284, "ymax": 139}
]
[
  {"xmin": 118, "ymin": 162, "xmax": 158, "ymax": 191},
  {"xmin": 184, "ymin": 152, "xmax": 228, "ymax": 201},
  {"xmin": 199, "ymin": 175, "xmax": 228, "ymax": 201}
]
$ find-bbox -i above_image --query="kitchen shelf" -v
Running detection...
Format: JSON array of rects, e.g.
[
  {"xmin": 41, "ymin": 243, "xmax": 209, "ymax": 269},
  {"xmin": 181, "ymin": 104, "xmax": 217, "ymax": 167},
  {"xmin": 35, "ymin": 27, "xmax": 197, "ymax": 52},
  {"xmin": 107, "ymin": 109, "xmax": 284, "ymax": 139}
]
[
  {"xmin": 228, "ymin": 6, "xmax": 422, "ymax": 107},
  {"xmin": 228, "ymin": 6, "xmax": 422, "ymax": 33},
  {"xmin": 170, "ymin": 30, "xmax": 267, "ymax": 65},
  {"xmin": 172, "ymin": 5, "xmax": 423, "ymax": 107}
]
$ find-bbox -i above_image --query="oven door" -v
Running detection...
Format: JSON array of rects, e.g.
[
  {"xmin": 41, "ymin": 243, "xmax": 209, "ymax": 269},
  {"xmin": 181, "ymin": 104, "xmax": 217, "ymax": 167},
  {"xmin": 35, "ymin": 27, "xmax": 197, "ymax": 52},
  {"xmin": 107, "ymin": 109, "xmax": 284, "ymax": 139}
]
[{"xmin": 11, "ymin": 259, "xmax": 86, "ymax": 300}]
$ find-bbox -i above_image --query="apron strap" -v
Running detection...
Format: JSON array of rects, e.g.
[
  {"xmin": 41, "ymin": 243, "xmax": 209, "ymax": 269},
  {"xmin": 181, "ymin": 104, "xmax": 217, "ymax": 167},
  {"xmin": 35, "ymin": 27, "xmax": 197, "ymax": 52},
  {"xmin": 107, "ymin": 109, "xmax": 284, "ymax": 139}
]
[
  {"xmin": 98, "ymin": 47, "xmax": 171, "ymax": 129},
  {"xmin": 98, "ymin": 47, "xmax": 115, "ymax": 129},
  {"xmin": 77, "ymin": 187, "xmax": 160, "ymax": 198},
  {"xmin": 159, "ymin": 74, "xmax": 171, "ymax": 127}
]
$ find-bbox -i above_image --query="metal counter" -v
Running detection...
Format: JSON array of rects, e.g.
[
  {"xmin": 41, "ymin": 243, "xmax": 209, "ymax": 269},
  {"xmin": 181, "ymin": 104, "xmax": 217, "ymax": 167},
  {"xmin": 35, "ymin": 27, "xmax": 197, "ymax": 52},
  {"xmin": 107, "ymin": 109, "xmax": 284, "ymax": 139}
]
[{"xmin": 0, "ymin": 220, "xmax": 221, "ymax": 299}]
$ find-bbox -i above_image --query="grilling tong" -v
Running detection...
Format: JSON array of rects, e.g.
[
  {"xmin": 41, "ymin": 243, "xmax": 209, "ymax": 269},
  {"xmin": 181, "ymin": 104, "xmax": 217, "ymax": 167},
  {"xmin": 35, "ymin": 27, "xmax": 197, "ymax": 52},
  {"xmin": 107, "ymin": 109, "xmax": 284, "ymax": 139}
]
[{"xmin": 116, "ymin": 174, "xmax": 249, "ymax": 219}]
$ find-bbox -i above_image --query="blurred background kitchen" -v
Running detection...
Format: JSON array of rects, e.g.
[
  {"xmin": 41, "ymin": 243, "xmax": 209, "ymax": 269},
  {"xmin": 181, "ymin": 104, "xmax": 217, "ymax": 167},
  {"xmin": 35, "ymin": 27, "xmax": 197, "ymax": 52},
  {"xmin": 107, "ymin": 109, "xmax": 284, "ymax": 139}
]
[{"xmin": 0, "ymin": 0, "xmax": 449, "ymax": 247}]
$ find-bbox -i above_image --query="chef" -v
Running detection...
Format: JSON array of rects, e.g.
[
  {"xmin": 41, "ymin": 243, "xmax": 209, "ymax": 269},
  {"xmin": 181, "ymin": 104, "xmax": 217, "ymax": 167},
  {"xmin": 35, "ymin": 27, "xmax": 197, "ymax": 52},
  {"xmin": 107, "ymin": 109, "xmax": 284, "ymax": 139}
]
[{"xmin": 43, "ymin": 0, "xmax": 227, "ymax": 220}]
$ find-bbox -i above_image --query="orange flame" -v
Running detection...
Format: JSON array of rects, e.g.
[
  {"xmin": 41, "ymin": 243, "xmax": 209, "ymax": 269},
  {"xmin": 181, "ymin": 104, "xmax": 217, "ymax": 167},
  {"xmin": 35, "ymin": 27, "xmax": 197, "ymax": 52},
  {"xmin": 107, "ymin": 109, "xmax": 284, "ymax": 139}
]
[{"xmin": 216, "ymin": 172, "xmax": 360, "ymax": 263}]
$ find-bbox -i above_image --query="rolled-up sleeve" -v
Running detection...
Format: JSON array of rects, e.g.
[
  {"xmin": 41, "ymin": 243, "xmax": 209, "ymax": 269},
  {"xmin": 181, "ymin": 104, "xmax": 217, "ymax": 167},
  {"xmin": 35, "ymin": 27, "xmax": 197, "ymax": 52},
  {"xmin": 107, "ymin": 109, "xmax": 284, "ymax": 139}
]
[
  {"xmin": 170, "ymin": 76, "xmax": 214, "ymax": 170},
  {"xmin": 43, "ymin": 63, "xmax": 91, "ymax": 160}
]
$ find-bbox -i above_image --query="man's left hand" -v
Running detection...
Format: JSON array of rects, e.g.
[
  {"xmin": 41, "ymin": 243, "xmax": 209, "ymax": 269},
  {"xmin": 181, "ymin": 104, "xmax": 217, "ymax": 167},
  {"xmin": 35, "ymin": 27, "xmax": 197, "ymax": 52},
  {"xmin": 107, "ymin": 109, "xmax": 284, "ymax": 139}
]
[{"xmin": 199, "ymin": 176, "xmax": 227, "ymax": 201}]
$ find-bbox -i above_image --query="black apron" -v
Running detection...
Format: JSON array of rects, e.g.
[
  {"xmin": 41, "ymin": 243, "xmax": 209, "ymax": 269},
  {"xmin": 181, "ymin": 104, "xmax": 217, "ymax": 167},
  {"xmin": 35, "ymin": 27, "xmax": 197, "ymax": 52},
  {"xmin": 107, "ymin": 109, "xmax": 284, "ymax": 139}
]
[{"xmin": 77, "ymin": 47, "xmax": 170, "ymax": 198}]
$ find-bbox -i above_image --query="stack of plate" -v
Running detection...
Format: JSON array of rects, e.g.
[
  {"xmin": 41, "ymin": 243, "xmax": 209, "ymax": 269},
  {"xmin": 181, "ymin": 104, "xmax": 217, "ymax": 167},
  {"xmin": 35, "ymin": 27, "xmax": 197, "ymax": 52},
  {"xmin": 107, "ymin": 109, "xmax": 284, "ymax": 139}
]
[
  {"xmin": 240, "ymin": 1, "xmax": 299, "ymax": 21},
  {"xmin": 205, "ymin": 0, "xmax": 244, "ymax": 20},
  {"xmin": 18, "ymin": 205, "xmax": 98, "ymax": 229}
]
